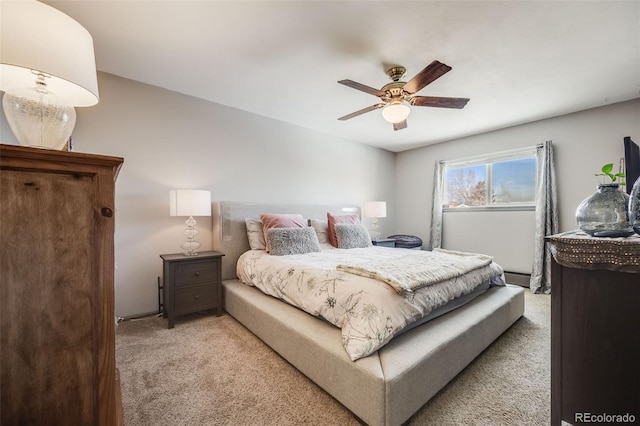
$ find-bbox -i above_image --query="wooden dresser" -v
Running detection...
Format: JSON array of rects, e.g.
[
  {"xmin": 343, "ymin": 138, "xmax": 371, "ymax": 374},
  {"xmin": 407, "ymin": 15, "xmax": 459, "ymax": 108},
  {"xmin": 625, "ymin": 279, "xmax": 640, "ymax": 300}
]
[
  {"xmin": 548, "ymin": 231, "xmax": 640, "ymax": 426},
  {"xmin": 0, "ymin": 144, "xmax": 124, "ymax": 426}
]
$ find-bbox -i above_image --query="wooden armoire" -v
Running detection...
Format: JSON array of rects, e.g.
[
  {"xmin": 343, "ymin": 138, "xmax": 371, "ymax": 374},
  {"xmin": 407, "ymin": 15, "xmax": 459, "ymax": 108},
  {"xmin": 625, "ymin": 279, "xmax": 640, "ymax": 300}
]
[{"xmin": 0, "ymin": 144, "xmax": 124, "ymax": 425}]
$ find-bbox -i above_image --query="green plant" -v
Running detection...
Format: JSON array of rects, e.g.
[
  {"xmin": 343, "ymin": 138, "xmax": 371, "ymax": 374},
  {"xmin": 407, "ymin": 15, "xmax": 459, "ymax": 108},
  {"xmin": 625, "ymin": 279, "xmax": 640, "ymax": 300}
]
[{"xmin": 595, "ymin": 163, "xmax": 625, "ymax": 185}]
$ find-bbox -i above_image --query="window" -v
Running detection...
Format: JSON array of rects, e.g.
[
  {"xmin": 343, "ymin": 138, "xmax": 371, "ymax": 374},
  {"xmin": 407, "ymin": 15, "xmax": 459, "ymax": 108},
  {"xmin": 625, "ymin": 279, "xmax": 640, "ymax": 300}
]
[{"xmin": 444, "ymin": 149, "xmax": 537, "ymax": 210}]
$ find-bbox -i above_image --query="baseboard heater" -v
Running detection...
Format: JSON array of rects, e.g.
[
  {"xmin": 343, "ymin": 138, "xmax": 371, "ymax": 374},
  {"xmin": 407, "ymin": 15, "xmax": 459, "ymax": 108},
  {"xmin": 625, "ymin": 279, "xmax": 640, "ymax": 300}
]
[{"xmin": 504, "ymin": 271, "xmax": 531, "ymax": 287}]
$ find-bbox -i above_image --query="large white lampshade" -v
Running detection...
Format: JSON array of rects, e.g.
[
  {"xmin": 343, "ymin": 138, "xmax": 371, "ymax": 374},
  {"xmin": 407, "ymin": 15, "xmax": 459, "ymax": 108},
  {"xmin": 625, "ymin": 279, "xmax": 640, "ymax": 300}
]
[
  {"xmin": 170, "ymin": 190, "xmax": 212, "ymax": 218},
  {"xmin": 0, "ymin": 0, "xmax": 99, "ymax": 149},
  {"xmin": 169, "ymin": 190, "xmax": 212, "ymax": 256},
  {"xmin": 364, "ymin": 201, "xmax": 387, "ymax": 219}
]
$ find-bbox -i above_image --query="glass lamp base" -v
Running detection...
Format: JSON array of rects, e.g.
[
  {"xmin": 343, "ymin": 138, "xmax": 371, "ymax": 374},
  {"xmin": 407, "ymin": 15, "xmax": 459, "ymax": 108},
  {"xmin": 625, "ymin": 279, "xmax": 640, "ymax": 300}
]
[
  {"xmin": 181, "ymin": 216, "xmax": 201, "ymax": 255},
  {"xmin": 370, "ymin": 218, "xmax": 380, "ymax": 241},
  {"xmin": 181, "ymin": 241, "xmax": 201, "ymax": 256},
  {"xmin": 2, "ymin": 88, "xmax": 75, "ymax": 150}
]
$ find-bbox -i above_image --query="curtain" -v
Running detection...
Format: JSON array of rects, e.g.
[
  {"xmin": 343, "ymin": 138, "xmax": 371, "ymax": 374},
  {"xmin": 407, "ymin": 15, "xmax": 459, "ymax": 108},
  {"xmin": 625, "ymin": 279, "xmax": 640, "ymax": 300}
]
[
  {"xmin": 429, "ymin": 161, "xmax": 445, "ymax": 250},
  {"xmin": 530, "ymin": 140, "xmax": 558, "ymax": 294}
]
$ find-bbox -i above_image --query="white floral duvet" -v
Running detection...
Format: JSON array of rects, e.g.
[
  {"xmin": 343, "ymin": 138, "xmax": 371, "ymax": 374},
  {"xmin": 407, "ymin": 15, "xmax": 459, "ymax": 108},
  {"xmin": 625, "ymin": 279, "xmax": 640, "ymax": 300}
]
[{"xmin": 236, "ymin": 246, "xmax": 504, "ymax": 361}]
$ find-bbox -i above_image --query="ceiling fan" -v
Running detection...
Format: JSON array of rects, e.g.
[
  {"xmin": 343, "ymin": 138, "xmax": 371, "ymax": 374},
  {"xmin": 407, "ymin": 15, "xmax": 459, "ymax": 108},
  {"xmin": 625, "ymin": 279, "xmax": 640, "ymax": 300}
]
[{"xmin": 337, "ymin": 60, "xmax": 469, "ymax": 131}]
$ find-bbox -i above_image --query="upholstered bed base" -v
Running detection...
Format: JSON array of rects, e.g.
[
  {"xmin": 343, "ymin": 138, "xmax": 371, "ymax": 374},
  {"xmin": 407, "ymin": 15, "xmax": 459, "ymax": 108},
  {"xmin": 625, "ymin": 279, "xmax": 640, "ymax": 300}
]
[
  {"xmin": 223, "ymin": 279, "xmax": 525, "ymax": 426},
  {"xmin": 213, "ymin": 202, "xmax": 525, "ymax": 425}
]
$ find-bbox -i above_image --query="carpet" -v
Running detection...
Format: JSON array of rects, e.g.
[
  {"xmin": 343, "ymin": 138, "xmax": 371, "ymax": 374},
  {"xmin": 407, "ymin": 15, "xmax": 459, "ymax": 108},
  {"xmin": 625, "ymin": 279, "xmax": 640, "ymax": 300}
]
[{"xmin": 116, "ymin": 290, "xmax": 549, "ymax": 425}]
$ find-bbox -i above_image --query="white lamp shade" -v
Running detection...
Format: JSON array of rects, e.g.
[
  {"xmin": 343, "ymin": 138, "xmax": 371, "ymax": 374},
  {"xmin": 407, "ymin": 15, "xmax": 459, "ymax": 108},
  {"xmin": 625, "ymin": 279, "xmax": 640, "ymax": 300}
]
[
  {"xmin": 364, "ymin": 201, "xmax": 387, "ymax": 219},
  {"xmin": 169, "ymin": 190, "xmax": 212, "ymax": 217},
  {"xmin": 381, "ymin": 102, "xmax": 410, "ymax": 124},
  {"xmin": 0, "ymin": 0, "xmax": 99, "ymax": 106}
]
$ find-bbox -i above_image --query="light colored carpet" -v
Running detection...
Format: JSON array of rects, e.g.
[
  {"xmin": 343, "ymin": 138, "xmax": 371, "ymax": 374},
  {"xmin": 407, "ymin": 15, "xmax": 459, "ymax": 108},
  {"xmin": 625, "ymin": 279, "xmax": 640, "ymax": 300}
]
[{"xmin": 116, "ymin": 291, "xmax": 549, "ymax": 425}]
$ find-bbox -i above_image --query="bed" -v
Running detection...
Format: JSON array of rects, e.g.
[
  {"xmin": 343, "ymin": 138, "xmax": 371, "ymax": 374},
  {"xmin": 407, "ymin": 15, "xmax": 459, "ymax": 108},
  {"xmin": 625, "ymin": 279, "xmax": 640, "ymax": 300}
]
[{"xmin": 213, "ymin": 202, "xmax": 525, "ymax": 426}]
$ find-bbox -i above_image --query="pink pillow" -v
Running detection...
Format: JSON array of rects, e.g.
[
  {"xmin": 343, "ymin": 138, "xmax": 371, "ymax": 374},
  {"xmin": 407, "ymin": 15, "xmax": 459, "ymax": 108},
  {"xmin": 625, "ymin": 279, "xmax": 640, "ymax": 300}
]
[
  {"xmin": 260, "ymin": 213, "xmax": 306, "ymax": 253},
  {"xmin": 327, "ymin": 212, "xmax": 361, "ymax": 247}
]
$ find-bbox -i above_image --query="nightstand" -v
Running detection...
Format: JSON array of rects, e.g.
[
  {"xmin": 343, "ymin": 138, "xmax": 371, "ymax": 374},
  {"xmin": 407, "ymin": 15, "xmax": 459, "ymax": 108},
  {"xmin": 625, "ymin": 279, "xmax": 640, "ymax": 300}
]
[
  {"xmin": 160, "ymin": 250, "xmax": 224, "ymax": 329},
  {"xmin": 372, "ymin": 238, "xmax": 396, "ymax": 248}
]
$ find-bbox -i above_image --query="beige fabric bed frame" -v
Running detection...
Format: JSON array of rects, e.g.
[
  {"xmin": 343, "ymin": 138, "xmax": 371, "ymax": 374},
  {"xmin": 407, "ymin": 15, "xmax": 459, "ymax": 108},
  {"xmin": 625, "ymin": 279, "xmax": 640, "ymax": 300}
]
[{"xmin": 213, "ymin": 202, "xmax": 525, "ymax": 426}]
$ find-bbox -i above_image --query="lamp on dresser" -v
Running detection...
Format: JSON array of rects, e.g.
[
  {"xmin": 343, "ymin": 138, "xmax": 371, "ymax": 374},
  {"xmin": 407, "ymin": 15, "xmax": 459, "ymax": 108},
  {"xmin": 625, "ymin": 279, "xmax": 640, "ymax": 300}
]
[
  {"xmin": 0, "ymin": 0, "xmax": 99, "ymax": 150},
  {"xmin": 364, "ymin": 201, "xmax": 387, "ymax": 241},
  {"xmin": 170, "ymin": 189, "xmax": 212, "ymax": 256}
]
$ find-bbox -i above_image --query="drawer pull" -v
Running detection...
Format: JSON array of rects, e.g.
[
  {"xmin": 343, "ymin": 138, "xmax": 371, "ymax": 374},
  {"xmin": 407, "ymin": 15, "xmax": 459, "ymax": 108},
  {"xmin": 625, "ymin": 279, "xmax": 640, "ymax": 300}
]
[
  {"xmin": 194, "ymin": 294, "xmax": 200, "ymax": 300},
  {"xmin": 194, "ymin": 272, "xmax": 200, "ymax": 277}
]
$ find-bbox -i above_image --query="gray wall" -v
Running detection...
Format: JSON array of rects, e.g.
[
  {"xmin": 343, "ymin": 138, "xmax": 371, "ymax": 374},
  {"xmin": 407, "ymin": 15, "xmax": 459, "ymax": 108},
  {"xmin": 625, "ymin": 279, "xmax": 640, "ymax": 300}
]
[
  {"xmin": 1, "ymin": 72, "xmax": 396, "ymax": 317},
  {"xmin": 395, "ymin": 98, "xmax": 640, "ymax": 272},
  {"xmin": 3, "ymin": 72, "xmax": 638, "ymax": 315}
]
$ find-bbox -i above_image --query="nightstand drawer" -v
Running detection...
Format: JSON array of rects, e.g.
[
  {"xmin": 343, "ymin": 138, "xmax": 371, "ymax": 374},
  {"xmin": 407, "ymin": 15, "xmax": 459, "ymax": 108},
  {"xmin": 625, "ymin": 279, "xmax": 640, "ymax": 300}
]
[
  {"xmin": 174, "ymin": 283, "xmax": 217, "ymax": 314},
  {"xmin": 174, "ymin": 260, "xmax": 218, "ymax": 287}
]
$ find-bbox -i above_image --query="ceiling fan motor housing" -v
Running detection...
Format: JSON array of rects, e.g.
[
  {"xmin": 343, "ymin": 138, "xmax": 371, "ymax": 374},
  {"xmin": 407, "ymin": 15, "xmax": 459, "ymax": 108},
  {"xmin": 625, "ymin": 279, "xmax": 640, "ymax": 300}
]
[{"xmin": 380, "ymin": 83, "xmax": 406, "ymax": 103}]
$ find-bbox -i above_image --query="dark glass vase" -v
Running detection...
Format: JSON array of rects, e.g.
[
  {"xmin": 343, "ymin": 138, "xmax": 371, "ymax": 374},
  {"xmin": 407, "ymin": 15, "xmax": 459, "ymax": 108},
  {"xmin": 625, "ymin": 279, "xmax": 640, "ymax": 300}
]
[
  {"xmin": 629, "ymin": 177, "xmax": 640, "ymax": 235},
  {"xmin": 576, "ymin": 183, "xmax": 634, "ymax": 237}
]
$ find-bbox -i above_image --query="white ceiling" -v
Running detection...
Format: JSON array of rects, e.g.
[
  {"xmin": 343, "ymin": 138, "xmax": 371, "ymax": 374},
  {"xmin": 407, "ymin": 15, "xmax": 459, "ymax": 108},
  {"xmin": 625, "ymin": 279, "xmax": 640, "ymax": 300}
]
[{"xmin": 43, "ymin": 0, "xmax": 640, "ymax": 152}]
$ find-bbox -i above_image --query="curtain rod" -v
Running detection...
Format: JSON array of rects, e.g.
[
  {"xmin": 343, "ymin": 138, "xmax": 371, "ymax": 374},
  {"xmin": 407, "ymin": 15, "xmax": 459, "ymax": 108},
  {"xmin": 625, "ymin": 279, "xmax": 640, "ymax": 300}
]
[{"xmin": 438, "ymin": 142, "xmax": 545, "ymax": 165}]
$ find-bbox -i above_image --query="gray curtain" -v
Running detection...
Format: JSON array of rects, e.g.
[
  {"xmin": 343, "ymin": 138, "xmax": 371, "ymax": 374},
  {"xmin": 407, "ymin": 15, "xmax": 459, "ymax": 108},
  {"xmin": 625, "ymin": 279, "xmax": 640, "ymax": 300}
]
[
  {"xmin": 429, "ymin": 161, "xmax": 445, "ymax": 250},
  {"xmin": 530, "ymin": 140, "xmax": 558, "ymax": 293}
]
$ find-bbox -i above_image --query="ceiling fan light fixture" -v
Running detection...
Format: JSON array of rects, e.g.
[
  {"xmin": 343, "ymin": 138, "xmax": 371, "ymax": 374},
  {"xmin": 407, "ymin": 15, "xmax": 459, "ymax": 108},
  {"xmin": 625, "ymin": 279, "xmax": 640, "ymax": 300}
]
[{"xmin": 381, "ymin": 101, "xmax": 410, "ymax": 124}]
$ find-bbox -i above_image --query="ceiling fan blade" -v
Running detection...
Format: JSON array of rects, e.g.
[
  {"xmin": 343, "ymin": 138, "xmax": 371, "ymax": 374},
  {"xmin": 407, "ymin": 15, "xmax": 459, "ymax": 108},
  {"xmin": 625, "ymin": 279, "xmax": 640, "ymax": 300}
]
[
  {"xmin": 338, "ymin": 80, "xmax": 386, "ymax": 98},
  {"xmin": 411, "ymin": 96, "xmax": 470, "ymax": 109},
  {"xmin": 338, "ymin": 103, "xmax": 385, "ymax": 121},
  {"xmin": 393, "ymin": 120, "xmax": 408, "ymax": 131},
  {"xmin": 403, "ymin": 60, "xmax": 452, "ymax": 94}
]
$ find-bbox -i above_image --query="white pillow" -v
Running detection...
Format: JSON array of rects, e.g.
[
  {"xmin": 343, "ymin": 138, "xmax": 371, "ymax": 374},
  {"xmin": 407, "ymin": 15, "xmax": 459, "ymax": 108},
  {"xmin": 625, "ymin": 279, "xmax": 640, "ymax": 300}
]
[
  {"xmin": 245, "ymin": 218, "xmax": 266, "ymax": 250},
  {"xmin": 309, "ymin": 219, "xmax": 329, "ymax": 244}
]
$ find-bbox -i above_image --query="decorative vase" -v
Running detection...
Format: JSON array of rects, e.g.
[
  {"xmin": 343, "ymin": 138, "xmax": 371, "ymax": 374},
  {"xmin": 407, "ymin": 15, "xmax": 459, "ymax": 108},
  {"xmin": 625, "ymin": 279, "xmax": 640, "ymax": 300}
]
[
  {"xmin": 576, "ymin": 183, "xmax": 634, "ymax": 237},
  {"xmin": 629, "ymin": 177, "xmax": 640, "ymax": 235}
]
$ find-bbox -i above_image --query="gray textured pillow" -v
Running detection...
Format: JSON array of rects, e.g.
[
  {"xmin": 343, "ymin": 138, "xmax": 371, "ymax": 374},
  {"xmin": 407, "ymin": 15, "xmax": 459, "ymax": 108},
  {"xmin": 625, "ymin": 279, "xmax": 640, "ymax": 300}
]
[
  {"xmin": 267, "ymin": 226, "xmax": 321, "ymax": 256},
  {"xmin": 335, "ymin": 223, "xmax": 372, "ymax": 249}
]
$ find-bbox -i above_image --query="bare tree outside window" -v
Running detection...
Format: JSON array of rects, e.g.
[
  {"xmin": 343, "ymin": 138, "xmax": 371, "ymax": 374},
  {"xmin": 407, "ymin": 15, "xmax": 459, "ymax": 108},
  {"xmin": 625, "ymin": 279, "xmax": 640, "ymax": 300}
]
[
  {"xmin": 445, "ymin": 166, "xmax": 487, "ymax": 207},
  {"xmin": 444, "ymin": 155, "xmax": 536, "ymax": 209}
]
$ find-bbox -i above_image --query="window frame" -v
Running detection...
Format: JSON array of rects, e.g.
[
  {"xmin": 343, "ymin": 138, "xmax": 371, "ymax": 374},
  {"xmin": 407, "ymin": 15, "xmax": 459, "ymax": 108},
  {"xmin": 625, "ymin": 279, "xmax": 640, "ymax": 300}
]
[{"xmin": 442, "ymin": 147, "xmax": 538, "ymax": 212}]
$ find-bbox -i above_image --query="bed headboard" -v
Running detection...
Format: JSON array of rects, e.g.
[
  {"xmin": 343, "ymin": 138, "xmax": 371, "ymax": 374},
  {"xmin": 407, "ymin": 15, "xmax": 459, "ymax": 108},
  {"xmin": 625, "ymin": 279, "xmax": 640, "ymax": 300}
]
[{"xmin": 212, "ymin": 201, "xmax": 361, "ymax": 280}]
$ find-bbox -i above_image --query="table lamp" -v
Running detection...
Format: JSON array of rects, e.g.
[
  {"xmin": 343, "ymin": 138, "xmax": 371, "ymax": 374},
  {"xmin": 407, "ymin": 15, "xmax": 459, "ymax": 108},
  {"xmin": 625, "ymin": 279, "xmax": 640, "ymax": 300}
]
[
  {"xmin": 170, "ymin": 189, "xmax": 212, "ymax": 256},
  {"xmin": 0, "ymin": 0, "xmax": 99, "ymax": 150}
]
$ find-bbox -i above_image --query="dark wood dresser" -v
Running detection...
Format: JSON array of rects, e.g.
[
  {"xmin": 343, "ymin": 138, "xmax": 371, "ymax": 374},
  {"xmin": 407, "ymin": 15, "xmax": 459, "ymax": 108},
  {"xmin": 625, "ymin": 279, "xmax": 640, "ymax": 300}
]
[
  {"xmin": 0, "ymin": 144, "xmax": 124, "ymax": 425},
  {"xmin": 548, "ymin": 231, "xmax": 640, "ymax": 425},
  {"xmin": 161, "ymin": 251, "xmax": 224, "ymax": 328}
]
